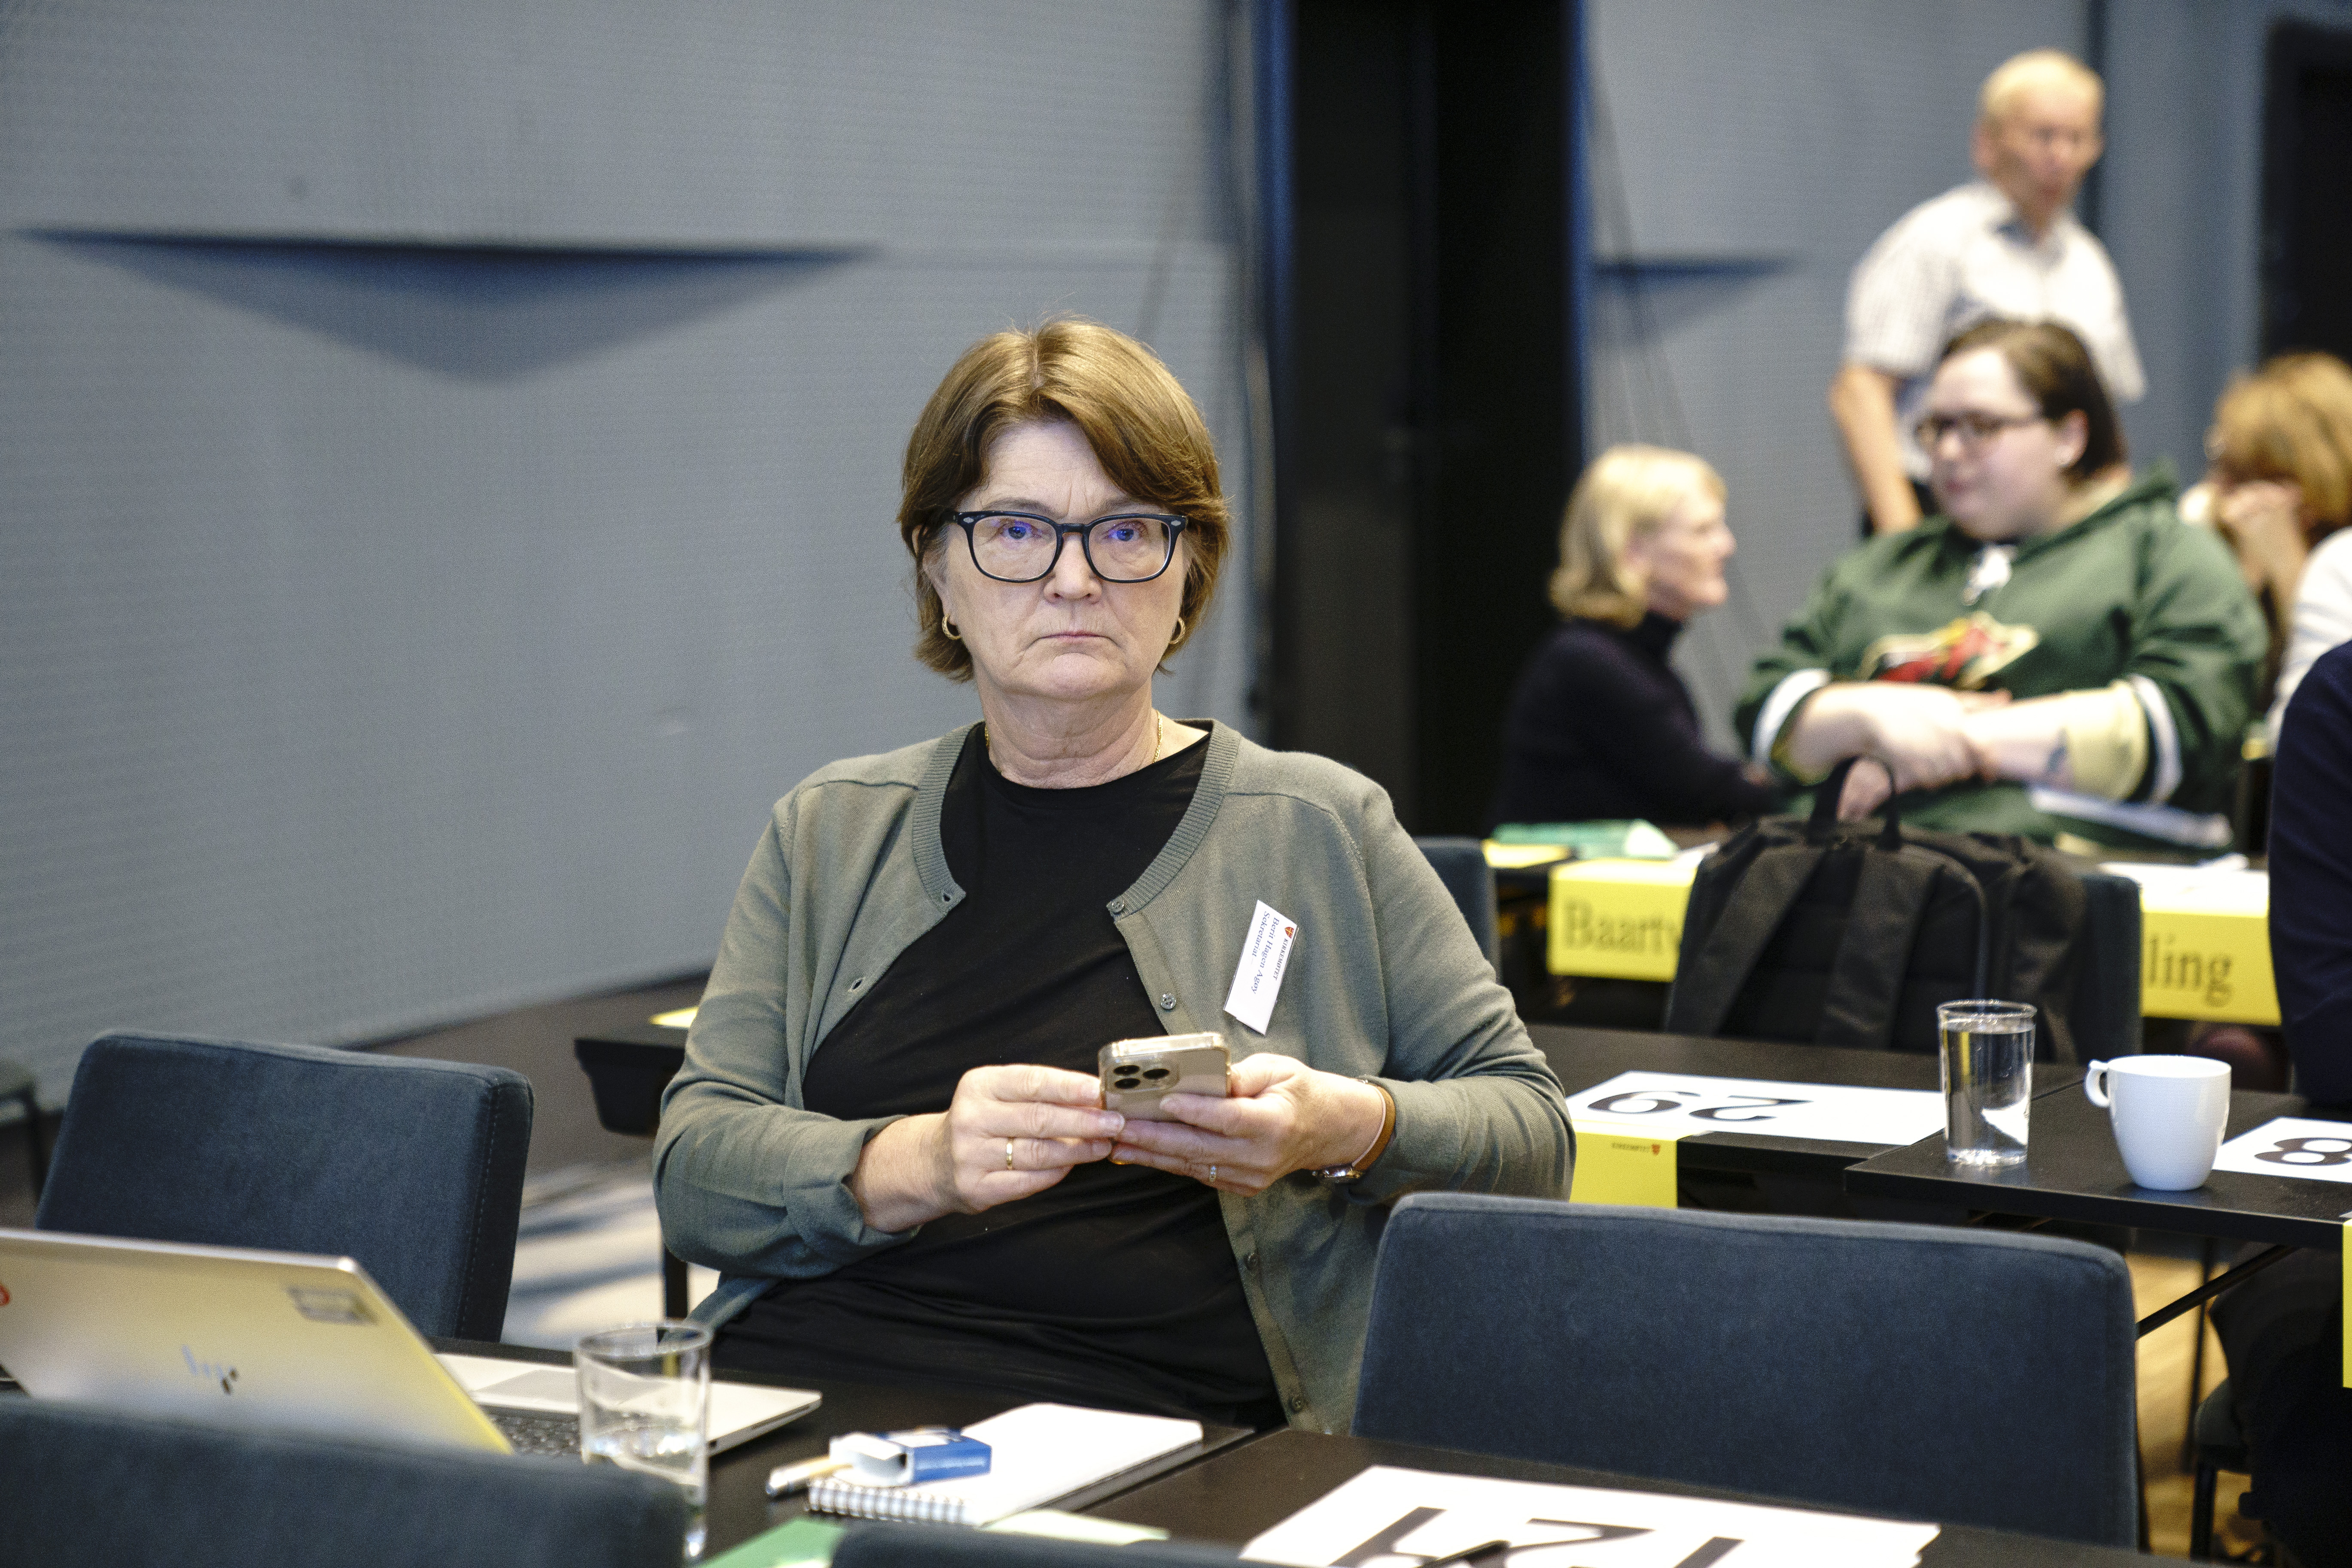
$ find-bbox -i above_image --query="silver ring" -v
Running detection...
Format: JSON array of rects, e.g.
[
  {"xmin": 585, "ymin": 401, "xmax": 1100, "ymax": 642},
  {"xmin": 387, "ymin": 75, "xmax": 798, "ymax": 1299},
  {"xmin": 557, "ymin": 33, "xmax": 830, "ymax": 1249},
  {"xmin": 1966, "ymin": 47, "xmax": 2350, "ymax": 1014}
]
[
  {"xmin": 1005, "ymin": 1139, "xmax": 1015, "ymax": 1170},
  {"xmin": 1207, "ymin": 1164, "xmax": 1217, "ymax": 1183}
]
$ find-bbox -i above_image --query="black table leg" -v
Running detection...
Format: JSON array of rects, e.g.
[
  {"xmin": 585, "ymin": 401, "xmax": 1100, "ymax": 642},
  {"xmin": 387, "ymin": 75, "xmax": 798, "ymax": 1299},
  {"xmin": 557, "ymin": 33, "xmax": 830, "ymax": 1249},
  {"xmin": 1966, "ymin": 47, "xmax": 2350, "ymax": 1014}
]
[
  {"xmin": 663, "ymin": 1245, "xmax": 690, "ymax": 1320},
  {"xmin": 2138, "ymin": 1244, "xmax": 2295, "ymax": 1338},
  {"xmin": 2182, "ymin": 1235, "xmax": 2217, "ymax": 1470}
]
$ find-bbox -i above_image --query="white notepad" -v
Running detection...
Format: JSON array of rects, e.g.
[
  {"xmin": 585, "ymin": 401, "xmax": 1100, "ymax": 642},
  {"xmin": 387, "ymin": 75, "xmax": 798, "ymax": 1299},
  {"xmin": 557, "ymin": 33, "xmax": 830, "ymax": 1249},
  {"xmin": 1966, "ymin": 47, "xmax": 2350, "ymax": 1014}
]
[{"xmin": 806, "ymin": 1403, "xmax": 1202, "ymax": 1527}]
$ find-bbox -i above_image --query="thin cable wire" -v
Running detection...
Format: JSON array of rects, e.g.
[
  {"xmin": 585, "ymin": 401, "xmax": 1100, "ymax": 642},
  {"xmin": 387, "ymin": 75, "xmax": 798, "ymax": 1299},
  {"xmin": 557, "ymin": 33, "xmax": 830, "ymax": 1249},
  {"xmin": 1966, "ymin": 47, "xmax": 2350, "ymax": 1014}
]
[{"xmin": 1583, "ymin": 54, "xmax": 1767, "ymax": 716}]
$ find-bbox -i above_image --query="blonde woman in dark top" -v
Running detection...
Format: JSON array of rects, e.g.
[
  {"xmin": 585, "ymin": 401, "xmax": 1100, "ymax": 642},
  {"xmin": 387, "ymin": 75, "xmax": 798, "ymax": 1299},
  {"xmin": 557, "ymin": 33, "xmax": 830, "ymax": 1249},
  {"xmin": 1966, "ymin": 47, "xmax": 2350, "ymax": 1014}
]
[{"xmin": 1489, "ymin": 444, "xmax": 1779, "ymax": 828}]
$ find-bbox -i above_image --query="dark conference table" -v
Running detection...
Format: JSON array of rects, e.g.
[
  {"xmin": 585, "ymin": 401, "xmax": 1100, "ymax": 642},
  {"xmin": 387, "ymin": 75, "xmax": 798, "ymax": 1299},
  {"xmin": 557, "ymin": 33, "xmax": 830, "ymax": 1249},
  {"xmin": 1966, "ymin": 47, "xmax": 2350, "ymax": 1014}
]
[
  {"xmin": 574, "ymin": 1018, "xmax": 2057, "ymax": 1315},
  {"xmin": 433, "ymin": 1337, "xmax": 1252, "ymax": 1556},
  {"xmin": 572, "ymin": 1019, "xmax": 2021, "ymax": 1184},
  {"xmin": 1847, "ymin": 1082, "xmax": 2350, "ymax": 1334},
  {"xmin": 1847, "ymin": 1084, "xmax": 2350, "ymax": 1252},
  {"xmin": 441, "ymin": 1340, "xmax": 2157, "ymax": 1563}
]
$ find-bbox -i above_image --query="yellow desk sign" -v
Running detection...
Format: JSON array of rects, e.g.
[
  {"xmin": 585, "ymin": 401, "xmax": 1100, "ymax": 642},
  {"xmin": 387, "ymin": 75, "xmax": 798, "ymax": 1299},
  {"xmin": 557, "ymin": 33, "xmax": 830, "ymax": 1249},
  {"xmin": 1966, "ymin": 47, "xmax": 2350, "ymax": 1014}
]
[
  {"xmin": 2137, "ymin": 907, "xmax": 2279, "ymax": 1026},
  {"xmin": 1567, "ymin": 1120, "xmax": 1681, "ymax": 1207},
  {"xmin": 1546, "ymin": 859, "xmax": 1697, "ymax": 982},
  {"xmin": 1546, "ymin": 855, "xmax": 2282, "ymax": 1026}
]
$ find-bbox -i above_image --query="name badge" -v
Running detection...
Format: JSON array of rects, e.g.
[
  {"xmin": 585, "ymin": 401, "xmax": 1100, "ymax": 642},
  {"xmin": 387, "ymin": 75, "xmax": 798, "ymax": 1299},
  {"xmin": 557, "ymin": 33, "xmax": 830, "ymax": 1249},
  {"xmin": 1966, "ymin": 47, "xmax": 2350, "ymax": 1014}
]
[{"xmin": 1223, "ymin": 901, "xmax": 1297, "ymax": 1035}]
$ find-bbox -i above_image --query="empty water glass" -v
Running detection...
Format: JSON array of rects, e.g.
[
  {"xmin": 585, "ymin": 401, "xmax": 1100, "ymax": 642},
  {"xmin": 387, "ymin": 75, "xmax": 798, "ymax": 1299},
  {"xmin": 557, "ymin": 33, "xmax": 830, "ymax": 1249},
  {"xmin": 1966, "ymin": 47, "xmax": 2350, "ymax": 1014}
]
[{"xmin": 1938, "ymin": 1000, "xmax": 2035, "ymax": 1167}]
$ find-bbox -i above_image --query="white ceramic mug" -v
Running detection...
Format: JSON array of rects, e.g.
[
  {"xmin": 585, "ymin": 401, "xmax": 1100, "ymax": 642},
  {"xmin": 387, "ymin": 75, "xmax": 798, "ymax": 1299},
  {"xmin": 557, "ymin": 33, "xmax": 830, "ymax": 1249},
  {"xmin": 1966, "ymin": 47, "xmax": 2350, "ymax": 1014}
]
[{"xmin": 2083, "ymin": 1055, "xmax": 2232, "ymax": 1190}]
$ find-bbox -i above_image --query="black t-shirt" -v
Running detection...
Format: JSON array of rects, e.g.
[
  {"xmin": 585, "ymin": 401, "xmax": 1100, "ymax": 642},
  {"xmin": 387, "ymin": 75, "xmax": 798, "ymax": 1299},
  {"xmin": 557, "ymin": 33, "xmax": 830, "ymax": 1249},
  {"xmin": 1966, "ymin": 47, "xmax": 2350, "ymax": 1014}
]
[{"xmin": 717, "ymin": 725, "xmax": 1281, "ymax": 1427}]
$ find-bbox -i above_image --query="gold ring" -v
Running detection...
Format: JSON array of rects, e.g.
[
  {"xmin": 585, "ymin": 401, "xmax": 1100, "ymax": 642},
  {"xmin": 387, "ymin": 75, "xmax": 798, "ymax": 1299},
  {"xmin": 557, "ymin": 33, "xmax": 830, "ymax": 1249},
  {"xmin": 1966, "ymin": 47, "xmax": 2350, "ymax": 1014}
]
[{"xmin": 1005, "ymin": 1139, "xmax": 1015, "ymax": 1170}]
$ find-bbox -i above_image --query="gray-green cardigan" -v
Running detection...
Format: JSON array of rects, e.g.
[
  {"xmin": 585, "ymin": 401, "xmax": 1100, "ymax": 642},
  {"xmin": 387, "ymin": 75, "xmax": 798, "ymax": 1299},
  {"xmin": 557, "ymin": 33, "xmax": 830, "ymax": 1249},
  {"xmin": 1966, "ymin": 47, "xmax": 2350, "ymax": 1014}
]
[{"xmin": 654, "ymin": 721, "xmax": 1573, "ymax": 1432}]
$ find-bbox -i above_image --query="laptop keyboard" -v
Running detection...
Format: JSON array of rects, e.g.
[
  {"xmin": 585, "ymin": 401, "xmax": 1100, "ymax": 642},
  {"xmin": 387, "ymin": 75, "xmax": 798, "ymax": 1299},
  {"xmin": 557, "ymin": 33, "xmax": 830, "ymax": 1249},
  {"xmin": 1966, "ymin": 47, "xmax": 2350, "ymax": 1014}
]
[{"xmin": 490, "ymin": 1408, "xmax": 581, "ymax": 1458}]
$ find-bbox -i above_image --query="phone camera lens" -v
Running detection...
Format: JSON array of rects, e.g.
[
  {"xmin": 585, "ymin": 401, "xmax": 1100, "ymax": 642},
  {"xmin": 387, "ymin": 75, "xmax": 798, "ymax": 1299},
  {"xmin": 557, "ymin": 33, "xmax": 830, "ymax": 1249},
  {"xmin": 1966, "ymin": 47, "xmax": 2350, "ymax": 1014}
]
[
  {"xmin": 1141, "ymin": 1066, "xmax": 1172, "ymax": 1082},
  {"xmin": 1113, "ymin": 1073, "xmax": 1142, "ymax": 1090}
]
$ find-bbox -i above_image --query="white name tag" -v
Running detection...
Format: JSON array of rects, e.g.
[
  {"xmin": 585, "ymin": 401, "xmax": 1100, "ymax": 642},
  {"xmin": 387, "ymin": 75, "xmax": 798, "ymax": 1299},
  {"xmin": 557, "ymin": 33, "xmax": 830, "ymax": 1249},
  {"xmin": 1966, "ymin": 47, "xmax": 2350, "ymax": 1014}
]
[{"xmin": 1223, "ymin": 900, "xmax": 1297, "ymax": 1035}]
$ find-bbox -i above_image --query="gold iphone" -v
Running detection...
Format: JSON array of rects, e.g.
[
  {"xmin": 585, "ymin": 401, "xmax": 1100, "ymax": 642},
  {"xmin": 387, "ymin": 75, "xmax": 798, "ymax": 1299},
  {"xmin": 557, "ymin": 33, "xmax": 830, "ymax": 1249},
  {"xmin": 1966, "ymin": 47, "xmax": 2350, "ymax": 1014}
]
[{"xmin": 1098, "ymin": 1032, "xmax": 1232, "ymax": 1120}]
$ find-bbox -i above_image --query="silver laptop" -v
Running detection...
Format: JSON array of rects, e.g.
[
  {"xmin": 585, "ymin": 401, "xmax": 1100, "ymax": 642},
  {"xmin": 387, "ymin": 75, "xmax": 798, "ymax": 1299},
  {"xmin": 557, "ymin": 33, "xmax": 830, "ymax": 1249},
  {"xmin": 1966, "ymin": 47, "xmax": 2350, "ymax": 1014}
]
[{"xmin": 0, "ymin": 1228, "xmax": 818, "ymax": 1456}]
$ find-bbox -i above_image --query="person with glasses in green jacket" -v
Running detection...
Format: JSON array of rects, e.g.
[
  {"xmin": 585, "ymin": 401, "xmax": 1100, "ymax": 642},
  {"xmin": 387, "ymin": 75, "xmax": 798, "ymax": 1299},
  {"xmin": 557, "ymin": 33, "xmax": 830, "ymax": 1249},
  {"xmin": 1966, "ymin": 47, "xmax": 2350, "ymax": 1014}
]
[
  {"xmin": 1742, "ymin": 318, "xmax": 2264, "ymax": 853},
  {"xmin": 654, "ymin": 319, "xmax": 1570, "ymax": 1434}
]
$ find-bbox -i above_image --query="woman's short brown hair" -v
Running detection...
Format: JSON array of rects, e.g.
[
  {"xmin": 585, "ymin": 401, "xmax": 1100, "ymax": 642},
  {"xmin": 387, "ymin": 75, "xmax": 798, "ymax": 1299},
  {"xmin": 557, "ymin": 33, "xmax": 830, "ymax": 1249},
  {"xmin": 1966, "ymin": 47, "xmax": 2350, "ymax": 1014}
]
[
  {"xmin": 1549, "ymin": 444, "xmax": 1725, "ymax": 627},
  {"xmin": 2208, "ymin": 352, "xmax": 2352, "ymax": 534},
  {"xmin": 898, "ymin": 319, "xmax": 1230, "ymax": 680},
  {"xmin": 1939, "ymin": 318, "xmax": 2127, "ymax": 483}
]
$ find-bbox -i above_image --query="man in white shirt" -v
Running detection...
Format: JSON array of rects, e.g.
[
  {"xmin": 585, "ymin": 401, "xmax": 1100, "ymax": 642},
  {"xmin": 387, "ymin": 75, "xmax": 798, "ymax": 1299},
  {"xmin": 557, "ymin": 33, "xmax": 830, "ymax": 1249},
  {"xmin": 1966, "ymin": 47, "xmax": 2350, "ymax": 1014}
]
[{"xmin": 1830, "ymin": 49, "xmax": 2144, "ymax": 535}]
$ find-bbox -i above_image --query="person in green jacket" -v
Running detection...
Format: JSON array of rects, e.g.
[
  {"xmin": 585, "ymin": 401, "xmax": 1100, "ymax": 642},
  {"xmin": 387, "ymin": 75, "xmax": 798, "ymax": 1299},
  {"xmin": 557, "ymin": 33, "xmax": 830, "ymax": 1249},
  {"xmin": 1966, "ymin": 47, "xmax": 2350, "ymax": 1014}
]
[
  {"xmin": 1742, "ymin": 319, "xmax": 2264, "ymax": 851},
  {"xmin": 655, "ymin": 319, "xmax": 1570, "ymax": 1434}
]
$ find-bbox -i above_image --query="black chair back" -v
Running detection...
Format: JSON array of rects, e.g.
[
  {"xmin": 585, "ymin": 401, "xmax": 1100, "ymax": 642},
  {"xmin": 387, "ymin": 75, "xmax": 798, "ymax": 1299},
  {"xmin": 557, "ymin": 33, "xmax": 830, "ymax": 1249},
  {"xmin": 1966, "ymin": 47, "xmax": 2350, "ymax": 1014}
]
[
  {"xmin": 1414, "ymin": 836, "xmax": 1499, "ymax": 969},
  {"xmin": 0, "ymin": 1400, "xmax": 684, "ymax": 1568},
  {"xmin": 1354, "ymin": 1193, "xmax": 2138, "ymax": 1547},
  {"xmin": 37, "ymin": 1031, "xmax": 532, "ymax": 1340}
]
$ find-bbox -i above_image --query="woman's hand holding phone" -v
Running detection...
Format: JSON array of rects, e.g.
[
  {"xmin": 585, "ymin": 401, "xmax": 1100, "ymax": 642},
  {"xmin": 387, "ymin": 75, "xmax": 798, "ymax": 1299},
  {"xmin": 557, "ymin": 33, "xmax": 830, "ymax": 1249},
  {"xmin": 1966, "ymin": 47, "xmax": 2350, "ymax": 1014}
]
[{"xmin": 1111, "ymin": 1052, "xmax": 1389, "ymax": 1195}]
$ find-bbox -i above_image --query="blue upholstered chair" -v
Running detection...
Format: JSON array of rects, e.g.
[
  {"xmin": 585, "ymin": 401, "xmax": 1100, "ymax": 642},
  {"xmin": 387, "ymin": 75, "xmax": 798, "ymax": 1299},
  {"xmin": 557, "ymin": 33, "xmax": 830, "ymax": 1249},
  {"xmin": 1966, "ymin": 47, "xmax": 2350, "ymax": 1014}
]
[
  {"xmin": 0, "ymin": 1400, "xmax": 685, "ymax": 1568},
  {"xmin": 35, "ymin": 1031, "xmax": 533, "ymax": 1340},
  {"xmin": 1354, "ymin": 1194, "xmax": 2139, "ymax": 1547},
  {"xmin": 1414, "ymin": 836, "xmax": 1499, "ymax": 970},
  {"xmin": 833, "ymin": 1524, "xmax": 1241, "ymax": 1568}
]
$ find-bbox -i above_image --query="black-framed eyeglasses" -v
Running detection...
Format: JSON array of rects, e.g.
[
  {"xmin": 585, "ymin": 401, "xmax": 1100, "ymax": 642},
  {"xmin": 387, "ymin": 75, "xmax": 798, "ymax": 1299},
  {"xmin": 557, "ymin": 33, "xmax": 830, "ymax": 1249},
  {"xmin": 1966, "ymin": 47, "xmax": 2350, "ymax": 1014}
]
[
  {"xmin": 1914, "ymin": 411, "xmax": 2046, "ymax": 451},
  {"xmin": 947, "ymin": 511, "xmax": 1187, "ymax": 584}
]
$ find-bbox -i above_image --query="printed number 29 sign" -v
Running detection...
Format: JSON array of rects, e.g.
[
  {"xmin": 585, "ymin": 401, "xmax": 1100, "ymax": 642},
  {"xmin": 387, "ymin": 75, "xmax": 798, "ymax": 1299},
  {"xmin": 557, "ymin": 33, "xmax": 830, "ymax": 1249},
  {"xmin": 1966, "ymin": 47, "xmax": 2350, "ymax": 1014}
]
[
  {"xmin": 1564, "ymin": 1072, "xmax": 1947, "ymax": 1149},
  {"xmin": 1583, "ymin": 1089, "xmax": 1810, "ymax": 1123},
  {"xmin": 2212, "ymin": 1117, "xmax": 2352, "ymax": 1184}
]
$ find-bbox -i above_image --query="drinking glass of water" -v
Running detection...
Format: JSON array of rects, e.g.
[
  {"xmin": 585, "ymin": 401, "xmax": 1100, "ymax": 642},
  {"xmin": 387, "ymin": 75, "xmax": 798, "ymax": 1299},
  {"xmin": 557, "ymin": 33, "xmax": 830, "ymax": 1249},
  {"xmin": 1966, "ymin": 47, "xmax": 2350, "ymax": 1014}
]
[
  {"xmin": 575, "ymin": 1320, "xmax": 712, "ymax": 1558},
  {"xmin": 1938, "ymin": 1001, "xmax": 2035, "ymax": 1167}
]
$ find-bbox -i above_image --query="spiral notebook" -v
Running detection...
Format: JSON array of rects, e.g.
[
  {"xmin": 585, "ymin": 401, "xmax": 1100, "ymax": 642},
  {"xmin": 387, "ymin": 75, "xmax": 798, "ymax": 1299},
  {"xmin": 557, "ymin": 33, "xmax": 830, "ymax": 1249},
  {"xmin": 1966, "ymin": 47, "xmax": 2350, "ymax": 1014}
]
[{"xmin": 806, "ymin": 1403, "xmax": 1203, "ymax": 1527}]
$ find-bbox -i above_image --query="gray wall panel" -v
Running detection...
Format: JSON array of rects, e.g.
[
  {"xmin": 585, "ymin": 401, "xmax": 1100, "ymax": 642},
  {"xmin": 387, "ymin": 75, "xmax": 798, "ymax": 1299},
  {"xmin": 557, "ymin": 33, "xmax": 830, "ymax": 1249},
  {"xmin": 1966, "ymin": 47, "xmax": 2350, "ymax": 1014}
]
[
  {"xmin": 2101, "ymin": 0, "xmax": 2352, "ymax": 481},
  {"xmin": 1, "ymin": 3, "xmax": 1253, "ymax": 1104},
  {"xmin": 0, "ymin": 1, "xmax": 1228, "ymax": 251}
]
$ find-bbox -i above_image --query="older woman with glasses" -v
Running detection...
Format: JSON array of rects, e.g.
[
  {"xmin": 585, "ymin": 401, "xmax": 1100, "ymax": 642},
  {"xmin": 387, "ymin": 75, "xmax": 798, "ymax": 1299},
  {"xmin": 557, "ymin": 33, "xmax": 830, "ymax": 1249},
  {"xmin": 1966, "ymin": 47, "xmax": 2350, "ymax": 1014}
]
[
  {"xmin": 655, "ymin": 320, "xmax": 1570, "ymax": 1432},
  {"xmin": 1740, "ymin": 318, "xmax": 2264, "ymax": 851}
]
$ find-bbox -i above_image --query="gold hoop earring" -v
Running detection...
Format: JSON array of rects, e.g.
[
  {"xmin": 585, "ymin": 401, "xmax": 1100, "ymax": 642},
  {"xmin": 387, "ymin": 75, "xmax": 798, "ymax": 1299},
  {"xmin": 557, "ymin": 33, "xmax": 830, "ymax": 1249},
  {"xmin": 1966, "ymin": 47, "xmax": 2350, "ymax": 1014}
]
[
  {"xmin": 940, "ymin": 616, "xmax": 963, "ymax": 642},
  {"xmin": 1169, "ymin": 617, "xmax": 1186, "ymax": 645}
]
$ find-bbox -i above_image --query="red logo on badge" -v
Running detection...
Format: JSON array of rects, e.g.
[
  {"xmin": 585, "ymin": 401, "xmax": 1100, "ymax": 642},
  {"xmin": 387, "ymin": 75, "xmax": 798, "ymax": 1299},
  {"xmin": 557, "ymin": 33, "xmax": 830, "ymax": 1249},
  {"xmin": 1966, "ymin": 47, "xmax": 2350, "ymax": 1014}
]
[{"xmin": 1284, "ymin": 926, "xmax": 1294, "ymax": 938}]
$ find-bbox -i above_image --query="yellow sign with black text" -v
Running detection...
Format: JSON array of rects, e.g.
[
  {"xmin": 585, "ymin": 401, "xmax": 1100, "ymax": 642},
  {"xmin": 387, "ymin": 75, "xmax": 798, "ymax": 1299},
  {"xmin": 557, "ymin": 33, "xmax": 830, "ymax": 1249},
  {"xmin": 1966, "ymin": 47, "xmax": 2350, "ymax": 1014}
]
[
  {"xmin": 1546, "ymin": 860, "xmax": 1695, "ymax": 983},
  {"xmin": 2137, "ymin": 908, "xmax": 2279, "ymax": 1026},
  {"xmin": 1566, "ymin": 1120, "xmax": 1681, "ymax": 1208}
]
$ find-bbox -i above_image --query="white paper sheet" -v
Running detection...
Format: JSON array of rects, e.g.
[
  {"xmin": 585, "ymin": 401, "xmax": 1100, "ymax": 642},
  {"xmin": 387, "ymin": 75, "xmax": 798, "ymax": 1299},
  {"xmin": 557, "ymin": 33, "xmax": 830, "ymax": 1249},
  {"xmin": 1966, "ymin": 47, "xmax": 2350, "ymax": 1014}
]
[
  {"xmin": 1241, "ymin": 1466, "xmax": 1937, "ymax": 1568},
  {"xmin": 2096, "ymin": 860, "xmax": 2268, "ymax": 914},
  {"xmin": 2210, "ymin": 1117, "xmax": 2352, "ymax": 1185},
  {"xmin": 1564, "ymin": 1071, "xmax": 1945, "ymax": 1149}
]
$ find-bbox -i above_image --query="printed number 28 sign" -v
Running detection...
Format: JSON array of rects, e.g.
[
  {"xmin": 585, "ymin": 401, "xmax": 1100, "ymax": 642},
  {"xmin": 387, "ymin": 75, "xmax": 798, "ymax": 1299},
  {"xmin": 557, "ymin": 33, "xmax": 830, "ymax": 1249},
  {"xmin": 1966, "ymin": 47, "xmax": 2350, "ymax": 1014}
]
[{"xmin": 2212, "ymin": 1117, "xmax": 2352, "ymax": 1184}]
